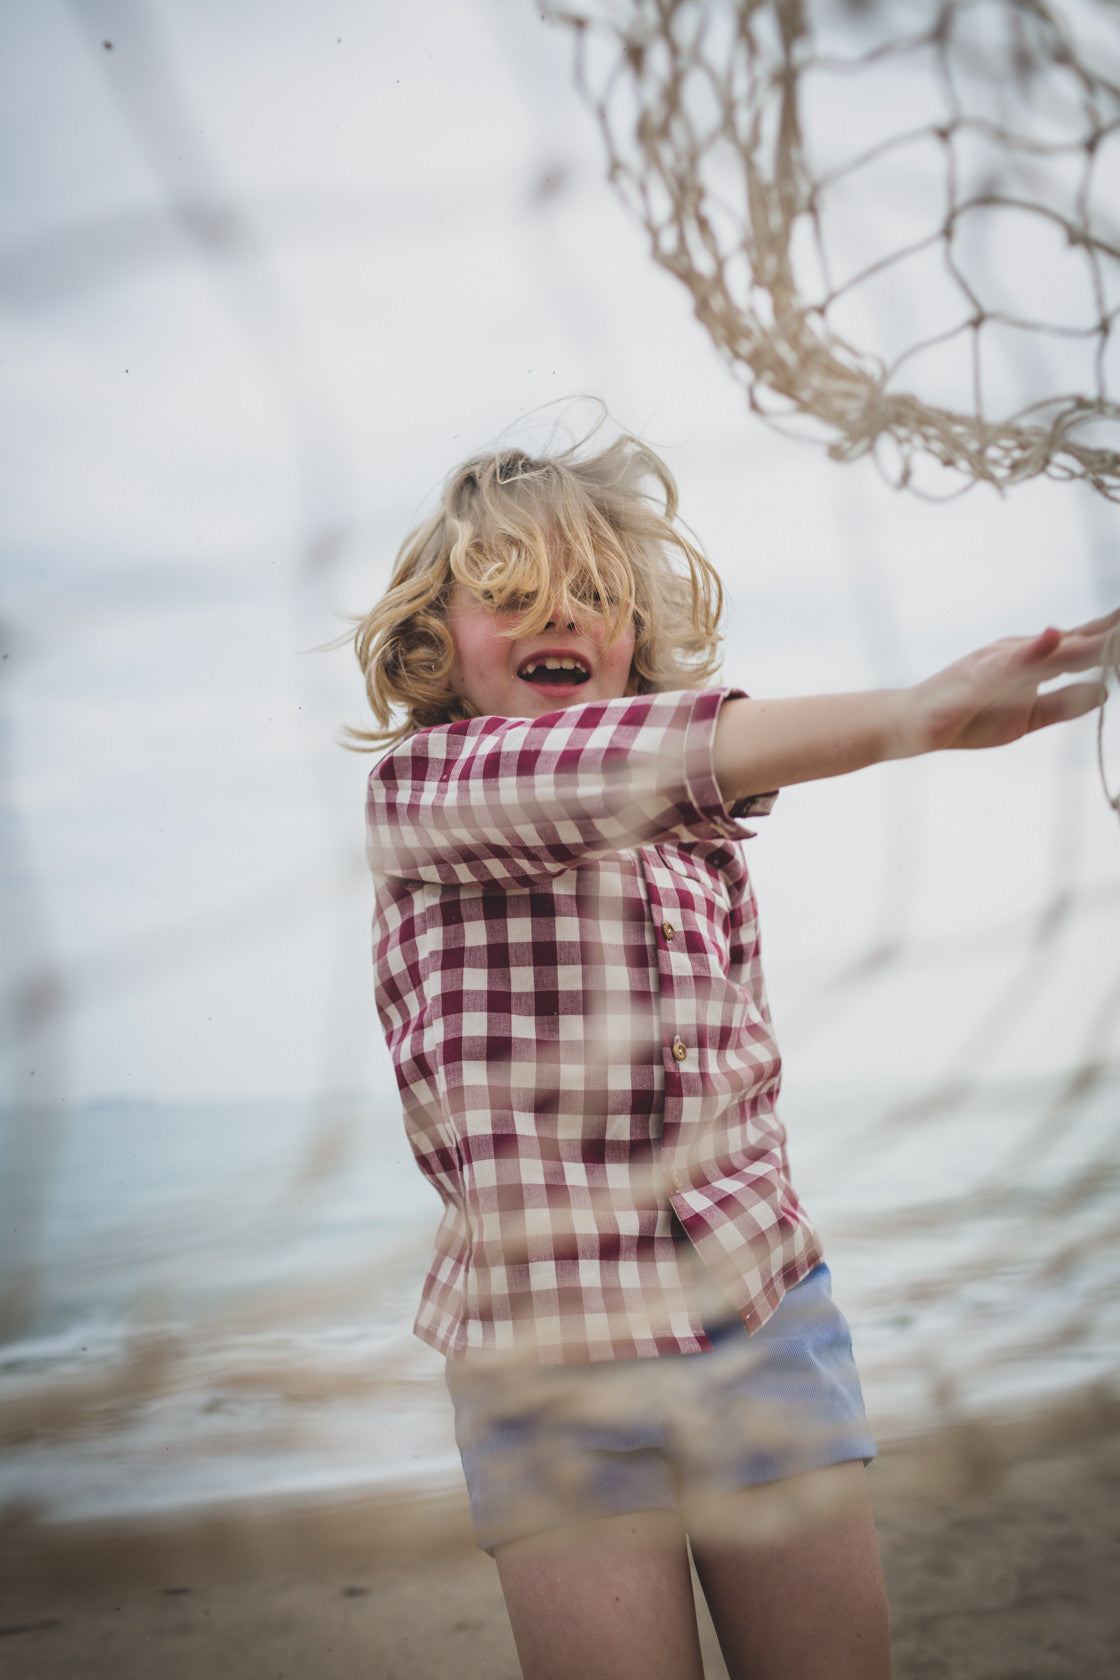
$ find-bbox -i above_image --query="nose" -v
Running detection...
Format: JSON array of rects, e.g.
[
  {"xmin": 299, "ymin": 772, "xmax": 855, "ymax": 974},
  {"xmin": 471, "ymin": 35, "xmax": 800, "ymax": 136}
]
[{"xmin": 545, "ymin": 585, "xmax": 579, "ymax": 632}]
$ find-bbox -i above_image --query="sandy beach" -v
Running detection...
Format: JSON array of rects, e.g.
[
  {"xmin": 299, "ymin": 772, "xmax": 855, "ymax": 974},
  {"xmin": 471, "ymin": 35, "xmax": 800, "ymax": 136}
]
[{"xmin": 3, "ymin": 1416, "xmax": 1119, "ymax": 1680}]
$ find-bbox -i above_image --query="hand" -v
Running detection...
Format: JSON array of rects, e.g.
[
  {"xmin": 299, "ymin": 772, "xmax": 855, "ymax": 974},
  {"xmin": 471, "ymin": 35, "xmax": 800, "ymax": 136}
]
[
  {"xmin": 898, "ymin": 606, "xmax": 1119, "ymax": 757},
  {"xmin": 713, "ymin": 607, "xmax": 1118, "ymax": 800}
]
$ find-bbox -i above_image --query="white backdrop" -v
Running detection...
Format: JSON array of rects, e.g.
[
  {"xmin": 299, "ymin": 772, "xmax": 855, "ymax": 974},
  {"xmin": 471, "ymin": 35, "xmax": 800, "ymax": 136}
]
[{"xmin": 1, "ymin": 0, "xmax": 1116, "ymax": 1112}]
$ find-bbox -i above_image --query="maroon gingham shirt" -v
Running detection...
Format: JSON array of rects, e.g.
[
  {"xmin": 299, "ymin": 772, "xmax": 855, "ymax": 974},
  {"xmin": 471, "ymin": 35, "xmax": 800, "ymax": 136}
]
[{"xmin": 366, "ymin": 687, "xmax": 823, "ymax": 1364}]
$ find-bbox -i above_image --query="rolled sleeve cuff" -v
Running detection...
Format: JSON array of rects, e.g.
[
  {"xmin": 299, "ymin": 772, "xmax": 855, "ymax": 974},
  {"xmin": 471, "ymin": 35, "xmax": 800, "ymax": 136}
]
[{"xmin": 681, "ymin": 687, "xmax": 778, "ymax": 840}]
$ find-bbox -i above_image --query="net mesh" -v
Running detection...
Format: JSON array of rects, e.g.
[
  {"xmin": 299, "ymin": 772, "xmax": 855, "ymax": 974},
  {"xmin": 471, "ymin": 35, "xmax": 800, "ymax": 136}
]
[
  {"xmin": 1, "ymin": 0, "xmax": 1118, "ymax": 1585},
  {"xmin": 544, "ymin": 0, "xmax": 1120, "ymax": 496}
]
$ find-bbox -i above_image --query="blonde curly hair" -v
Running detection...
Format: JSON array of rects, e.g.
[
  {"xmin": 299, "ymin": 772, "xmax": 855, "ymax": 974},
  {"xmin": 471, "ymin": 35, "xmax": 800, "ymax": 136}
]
[{"xmin": 344, "ymin": 427, "xmax": 724, "ymax": 748}]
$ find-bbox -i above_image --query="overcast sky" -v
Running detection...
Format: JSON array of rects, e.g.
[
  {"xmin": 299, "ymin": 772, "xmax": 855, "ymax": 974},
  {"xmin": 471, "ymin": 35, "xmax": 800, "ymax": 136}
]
[{"xmin": 2, "ymin": 0, "xmax": 1118, "ymax": 1109}]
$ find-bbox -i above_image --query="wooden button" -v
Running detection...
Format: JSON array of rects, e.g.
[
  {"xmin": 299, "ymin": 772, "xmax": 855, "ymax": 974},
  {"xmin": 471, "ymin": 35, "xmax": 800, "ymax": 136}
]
[
  {"xmin": 661, "ymin": 921, "xmax": 676, "ymax": 941},
  {"xmin": 671, "ymin": 1170, "xmax": 683, "ymax": 1191},
  {"xmin": 671, "ymin": 1038, "xmax": 688, "ymax": 1062}
]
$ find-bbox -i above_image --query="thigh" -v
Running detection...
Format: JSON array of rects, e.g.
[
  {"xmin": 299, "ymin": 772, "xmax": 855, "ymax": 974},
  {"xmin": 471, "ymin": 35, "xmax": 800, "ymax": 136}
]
[
  {"xmin": 495, "ymin": 1508, "xmax": 706, "ymax": 1680},
  {"xmin": 689, "ymin": 1462, "xmax": 892, "ymax": 1680}
]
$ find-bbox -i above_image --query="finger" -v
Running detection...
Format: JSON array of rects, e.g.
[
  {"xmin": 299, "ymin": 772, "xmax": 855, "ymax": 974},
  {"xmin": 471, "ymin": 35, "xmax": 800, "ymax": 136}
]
[
  {"xmin": 1048, "ymin": 633, "xmax": 1120, "ymax": 674},
  {"xmin": 1025, "ymin": 619, "xmax": 1120, "ymax": 675},
  {"xmin": 1011, "ymin": 626, "xmax": 1063, "ymax": 669},
  {"xmin": 1028, "ymin": 678, "xmax": 1108, "ymax": 732},
  {"xmin": 1064, "ymin": 604, "xmax": 1120, "ymax": 638}
]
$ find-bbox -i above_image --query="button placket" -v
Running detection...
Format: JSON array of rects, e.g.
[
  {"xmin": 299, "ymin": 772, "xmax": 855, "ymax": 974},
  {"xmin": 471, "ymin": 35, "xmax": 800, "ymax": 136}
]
[{"xmin": 638, "ymin": 849, "xmax": 696, "ymax": 1204}]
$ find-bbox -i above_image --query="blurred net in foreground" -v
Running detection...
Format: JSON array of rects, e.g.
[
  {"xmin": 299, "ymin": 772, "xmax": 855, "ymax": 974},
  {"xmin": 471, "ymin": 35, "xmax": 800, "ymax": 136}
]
[
  {"xmin": 545, "ymin": 0, "xmax": 1120, "ymax": 497},
  {"xmin": 0, "ymin": 0, "xmax": 1119, "ymax": 1580}
]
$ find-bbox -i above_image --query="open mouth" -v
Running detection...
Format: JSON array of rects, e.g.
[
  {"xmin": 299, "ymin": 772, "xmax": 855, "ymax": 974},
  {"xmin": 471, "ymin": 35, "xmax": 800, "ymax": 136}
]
[{"xmin": 517, "ymin": 657, "xmax": 591, "ymax": 686}]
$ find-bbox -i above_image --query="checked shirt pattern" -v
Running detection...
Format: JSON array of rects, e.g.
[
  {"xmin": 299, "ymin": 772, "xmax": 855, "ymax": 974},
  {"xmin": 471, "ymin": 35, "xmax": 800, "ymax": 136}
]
[{"xmin": 366, "ymin": 687, "xmax": 823, "ymax": 1364}]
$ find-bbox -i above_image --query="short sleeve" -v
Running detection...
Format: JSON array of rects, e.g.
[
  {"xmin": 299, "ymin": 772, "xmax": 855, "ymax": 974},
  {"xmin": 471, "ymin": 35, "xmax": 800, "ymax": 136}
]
[{"xmin": 366, "ymin": 687, "xmax": 773, "ymax": 887}]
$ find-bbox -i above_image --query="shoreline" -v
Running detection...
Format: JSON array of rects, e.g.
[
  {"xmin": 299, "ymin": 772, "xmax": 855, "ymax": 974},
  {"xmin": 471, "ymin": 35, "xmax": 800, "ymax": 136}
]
[
  {"xmin": 5, "ymin": 1381, "xmax": 1117, "ymax": 1590},
  {"xmin": 2, "ymin": 1402, "xmax": 1119, "ymax": 1678}
]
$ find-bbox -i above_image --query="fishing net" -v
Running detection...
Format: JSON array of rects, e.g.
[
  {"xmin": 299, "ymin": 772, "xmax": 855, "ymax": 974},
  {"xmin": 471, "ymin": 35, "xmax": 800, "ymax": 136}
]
[
  {"xmin": 2, "ymin": 3, "xmax": 1119, "ymax": 1610},
  {"xmin": 544, "ymin": 0, "xmax": 1120, "ymax": 497}
]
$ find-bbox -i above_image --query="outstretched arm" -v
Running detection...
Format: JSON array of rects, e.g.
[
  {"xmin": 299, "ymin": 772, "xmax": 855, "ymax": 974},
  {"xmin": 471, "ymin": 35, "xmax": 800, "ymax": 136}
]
[{"xmin": 713, "ymin": 608, "xmax": 1119, "ymax": 803}]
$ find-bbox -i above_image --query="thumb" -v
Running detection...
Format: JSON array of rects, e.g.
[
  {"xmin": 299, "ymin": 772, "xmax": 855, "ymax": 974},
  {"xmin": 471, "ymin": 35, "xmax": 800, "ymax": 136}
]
[{"xmin": 1029, "ymin": 679, "xmax": 1107, "ymax": 731}]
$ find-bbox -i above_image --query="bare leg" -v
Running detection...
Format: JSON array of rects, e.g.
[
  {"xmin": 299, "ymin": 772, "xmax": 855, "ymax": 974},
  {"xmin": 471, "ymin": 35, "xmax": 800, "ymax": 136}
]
[
  {"xmin": 689, "ymin": 1462, "xmax": 892, "ymax": 1680},
  {"xmin": 494, "ymin": 1508, "xmax": 706, "ymax": 1680}
]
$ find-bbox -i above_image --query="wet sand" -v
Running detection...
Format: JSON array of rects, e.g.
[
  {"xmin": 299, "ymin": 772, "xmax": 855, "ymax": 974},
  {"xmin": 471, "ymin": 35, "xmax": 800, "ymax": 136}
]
[{"xmin": 2, "ymin": 1428, "xmax": 1119, "ymax": 1679}]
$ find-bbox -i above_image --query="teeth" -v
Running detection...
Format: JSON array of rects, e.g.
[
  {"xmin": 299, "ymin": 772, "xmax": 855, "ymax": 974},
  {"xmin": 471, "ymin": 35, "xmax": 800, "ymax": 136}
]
[{"xmin": 519, "ymin": 657, "xmax": 589, "ymax": 677}]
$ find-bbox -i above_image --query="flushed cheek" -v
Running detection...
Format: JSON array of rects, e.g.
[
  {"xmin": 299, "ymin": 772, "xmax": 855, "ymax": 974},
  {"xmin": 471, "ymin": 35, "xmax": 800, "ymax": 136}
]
[
  {"xmin": 447, "ymin": 617, "xmax": 513, "ymax": 708},
  {"xmin": 599, "ymin": 630, "xmax": 637, "ymax": 694}
]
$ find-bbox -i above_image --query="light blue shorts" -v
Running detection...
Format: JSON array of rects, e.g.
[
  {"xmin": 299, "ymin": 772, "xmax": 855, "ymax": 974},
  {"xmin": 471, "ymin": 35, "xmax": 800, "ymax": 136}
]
[{"xmin": 445, "ymin": 1263, "xmax": 876, "ymax": 1552}]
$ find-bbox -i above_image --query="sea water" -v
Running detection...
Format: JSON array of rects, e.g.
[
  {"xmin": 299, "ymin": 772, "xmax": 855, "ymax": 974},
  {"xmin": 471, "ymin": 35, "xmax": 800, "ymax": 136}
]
[{"xmin": 1, "ymin": 1078, "xmax": 1117, "ymax": 1526}]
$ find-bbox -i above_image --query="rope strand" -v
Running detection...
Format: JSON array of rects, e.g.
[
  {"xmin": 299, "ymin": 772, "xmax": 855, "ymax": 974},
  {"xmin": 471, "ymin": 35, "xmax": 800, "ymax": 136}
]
[{"xmin": 545, "ymin": 0, "xmax": 1120, "ymax": 498}]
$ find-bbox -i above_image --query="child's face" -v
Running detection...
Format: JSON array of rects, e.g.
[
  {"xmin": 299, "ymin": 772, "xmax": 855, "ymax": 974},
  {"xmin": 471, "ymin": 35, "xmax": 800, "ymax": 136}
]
[{"xmin": 447, "ymin": 583, "xmax": 637, "ymax": 719}]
